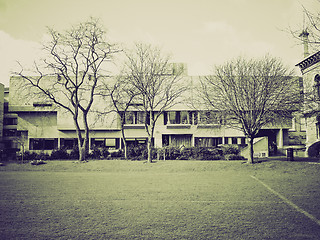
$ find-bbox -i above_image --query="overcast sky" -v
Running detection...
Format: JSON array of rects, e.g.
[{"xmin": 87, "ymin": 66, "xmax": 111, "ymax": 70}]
[{"xmin": 0, "ymin": 0, "xmax": 319, "ymax": 87}]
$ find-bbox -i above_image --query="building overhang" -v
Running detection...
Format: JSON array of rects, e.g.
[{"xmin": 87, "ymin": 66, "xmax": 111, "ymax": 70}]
[
  {"xmin": 57, "ymin": 127, "xmax": 121, "ymax": 131},
  {"xmin": 9, "ymin": 105, "xmax": 56, "ymax": 113}
]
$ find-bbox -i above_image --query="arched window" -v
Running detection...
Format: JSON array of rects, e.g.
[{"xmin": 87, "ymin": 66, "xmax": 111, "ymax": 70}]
[{"xmin": 314, "ymin": 74, "xmax": 320, "ymax": 100}]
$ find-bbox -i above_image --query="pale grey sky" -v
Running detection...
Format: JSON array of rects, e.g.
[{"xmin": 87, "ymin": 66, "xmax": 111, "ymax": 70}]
[{"xmin": 0, "ymin": 0, "xmax": 319, "ymax": 87}]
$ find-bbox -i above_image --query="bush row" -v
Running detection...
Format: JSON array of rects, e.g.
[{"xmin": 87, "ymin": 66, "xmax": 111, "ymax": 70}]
[
  {"xmin": 19, "ymin": 146, "xmax": 122, "ymax": 161},
  {"xmin": 18, "ymin": 145, "xmax": 246, "ymax": 161},
  {"xmin": 127, "ymin": 144, "xmax": 246, "ymax": 161}
]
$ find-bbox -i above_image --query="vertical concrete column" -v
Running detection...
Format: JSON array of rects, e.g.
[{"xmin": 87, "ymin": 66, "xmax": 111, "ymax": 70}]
[
  {"xmin": 277, "ymin": 128, "xmax": 283, "ymax": 148},
  {"xmin": 191, "ymin": 134, "xmax": 195, "ymax": 147}
]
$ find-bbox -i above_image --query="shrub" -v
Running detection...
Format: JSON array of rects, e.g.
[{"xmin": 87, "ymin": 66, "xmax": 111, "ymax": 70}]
[
  {"xmin": 221, "ymin": 145, "xmax": 240, "ymax": 155},
  {"xmin": 89, "ymin": 146, "xmax": 110, "ymax": 159},
  {"xmin": 69, "ymin": 146, "xmax": 79, "ymax": 159},
  {"xmin": 51, "ymin": 148, "xmax": 69, "ymax": 160},
  {"xmin": 23, "ymin": 151, "xmax": 39, "ymax": 160},
  {"xmin": 101, "ymin": 147, "xmax": 110, "ymax": 158},
  {"xmin": 224, "ymin": 154, "xmax": 246, "ymax": 161},
  {"xmin": 127, "ymin": 145, "xmax": 145, "ymax": 160},
  {"xmin": 110, "ymin": 149, "xmax": 123, "ymax": 158},
  {"xmin": 193, "ymin": 147, "xmax": 221, "ymax": 160},
  {"xmin": 37, "ymin": 152, "xmax": 50, "ymax": 160},
  {"xmin": 89, "ymin": 146, "xmax": 101, "ymax": 159},
  {"xmin": 178, "ymin": 147, "xmax": 194, "ymax": 160},
  {"xmin": 159, "ymin": 146, "xmax": 244, "ymax": 161},
  {"xmin": 163, "ymin": 146, "xmax": 181, "ymax": 160}
]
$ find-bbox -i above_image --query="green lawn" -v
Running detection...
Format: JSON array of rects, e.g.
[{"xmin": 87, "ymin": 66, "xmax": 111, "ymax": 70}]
[{"xmin": 1, "ymin": 160, "xmax": 320, "ymax": 239}]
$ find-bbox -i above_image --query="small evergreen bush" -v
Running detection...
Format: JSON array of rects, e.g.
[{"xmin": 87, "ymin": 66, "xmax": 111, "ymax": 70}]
[{"xmin": 51, "ymin": 148, "xmax": 69, "ymax": 160}]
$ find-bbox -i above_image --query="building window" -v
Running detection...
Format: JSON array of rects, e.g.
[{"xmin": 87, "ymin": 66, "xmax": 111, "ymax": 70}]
[
  {"xmin": 124, "ymin": 111, "xmax": 148, "ymax": 124},
  {"xmin": 232, "ymin": 137, "xmax": 238, "ymax": 144},
  {"xmin": 30, "ymin": 138, "xmax": 58, "ymax": 150},
  {"xmin": 168, "ymin": 111, "xmax": 178, "ymax": 124},
  {"xmin": 162, "ymin": 134, "xmax": 192, "ymax": 147},
  {"xmin": 91, "ymin": 138, "xmax": 105, "ymax": 148},
  {"xmin": 136, "ymin": 112, "xmax": 146, "ymax": 124},
  {"xmin": 181, "ymin": 111, "xmax": 189, "ymax": 124},
  {"xmin": 167, "ymin": 111, "xmax": 190, "ymax": 124},
  {"xmin": 195, "ymin": 137, "xmax": 222, "ymax": 147},
  {"xmin": 125, "ymin": 112, "xmax": 135, "ymax": 124},
  {"xmin": 60, "ymin": 138, "xmax": 78, "ymax": 149},
  {"xmin": 125, "ymin": 138, "xmax": 148, "ymax": 147},
  {"xmin": 105, "ymin": 138, "xmax": 116, "ymax": 147},
  {"xmin": 90, "ymin": 138, "xmax": 120, "ymax": 149}
]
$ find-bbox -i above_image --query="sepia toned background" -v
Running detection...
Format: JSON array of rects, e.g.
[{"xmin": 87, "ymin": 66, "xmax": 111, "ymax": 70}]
[{"xmin": 0, "ymin": 0, "xmax": 319, "ymax": 87}]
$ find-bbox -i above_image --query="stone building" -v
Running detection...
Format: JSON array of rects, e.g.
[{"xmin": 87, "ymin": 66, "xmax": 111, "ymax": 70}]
[{"xmin": 296, "ymin": 50, "xmax": 320, "ymax": 156}]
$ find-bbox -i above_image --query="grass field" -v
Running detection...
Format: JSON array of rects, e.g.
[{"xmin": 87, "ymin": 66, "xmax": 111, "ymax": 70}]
[{"xmin": 1, "ymin": 159, "xmax": 320, "ymax": 239}]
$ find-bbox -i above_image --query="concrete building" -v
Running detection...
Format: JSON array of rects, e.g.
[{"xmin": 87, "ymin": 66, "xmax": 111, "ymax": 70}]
[{"xmin": 0, "ymin": 69, "xmax": 305, "ymax": 160}]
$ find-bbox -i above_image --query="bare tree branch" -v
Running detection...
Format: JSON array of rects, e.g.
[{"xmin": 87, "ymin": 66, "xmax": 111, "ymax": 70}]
[
  {"xmin": 123, "ymin": 43, "xmax": 187, "ymax": 162},
  {"xmin": 199, "ymin": 55, "xmax": 300, "ymax": 164},
  {"xmin": 13, "ymin": 18, "xmax": 120, "ymax": 161}
]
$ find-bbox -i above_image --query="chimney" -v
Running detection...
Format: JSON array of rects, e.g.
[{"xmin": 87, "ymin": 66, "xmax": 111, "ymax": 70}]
[{"xmin": 299, "ymin": 30, "xmax": 309, "ymax": 58}]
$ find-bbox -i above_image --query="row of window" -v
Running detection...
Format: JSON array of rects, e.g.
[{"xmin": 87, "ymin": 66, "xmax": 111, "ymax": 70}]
[
  {"xmin": 28, "ymin": 136, "xmax": 246, "ymax": 150},
  {"xmin": 163, "ymin": 135, "xmax": 245, "ymax": 147},
  {"xmin": 30, "ymin": 138, "xmax": 120, "ymax": 150},
  {"xmin": 122, "ymin": 111, "xmax": 224, "ymax": 125}
]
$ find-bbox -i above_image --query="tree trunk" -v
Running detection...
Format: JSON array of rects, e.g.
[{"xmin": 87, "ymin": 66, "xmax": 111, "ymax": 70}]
[
  {"xmin": 83, "ymin": 111, "xmax": 90, "ymax": 157},
  {"xmin": 147, "ymin": 136, "xmax": 153, "ymax": 163},
  {"xmin": 123, "ymin": 138, "xmax": 128, "ymax": 159},
  {"xmin": 21, "ymin": 145, "xmax": 24, "ymax": 163},
  {"xmin": 120, "ymin": 123, "xmax": 128, "ymax": 159},
  {"xmin": 247, "ymin": 137, "xmax": 254, "ymax": 164},
  {"xmin": 79, "ymin": 145, "xmax": 86, "ymax": 162},
  {"xmin": 74, "ymin": 117, "xmax": 86, "ymax": 162},
  {"xmin": 147, "ymin": 112, "xmax": 155, "ymax": 163}
]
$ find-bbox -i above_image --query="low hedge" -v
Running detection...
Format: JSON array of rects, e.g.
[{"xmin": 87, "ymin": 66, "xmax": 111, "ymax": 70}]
[
  {"xmin": 18, "ymin": 145, "xmax": 245, "ymax": 161},
  {"xmin": 157, "ymin": 145, "xmax": 244, "ymax": 161}
]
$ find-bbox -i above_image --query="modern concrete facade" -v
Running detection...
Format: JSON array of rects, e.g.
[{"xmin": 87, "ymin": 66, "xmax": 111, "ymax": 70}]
[{"xmin": 0, "ymin": 69, "xmax": 305, "ymax": 160}]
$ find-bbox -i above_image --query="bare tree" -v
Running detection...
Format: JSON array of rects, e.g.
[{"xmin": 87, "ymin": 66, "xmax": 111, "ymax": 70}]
[
  {"xmin": 100, "ymin": 75, "xmax": 139, "ymax": 159},
  {"xmin": 200, "ymin": 55, "xmax": 300, "ymax": 164},
  {"xmin": 14, "ymin": 18, "xmax": 119, "ymax": 162},
  {"xmin": 124, "ymin": 43, "xmax": 187, "ymax": 163}
]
